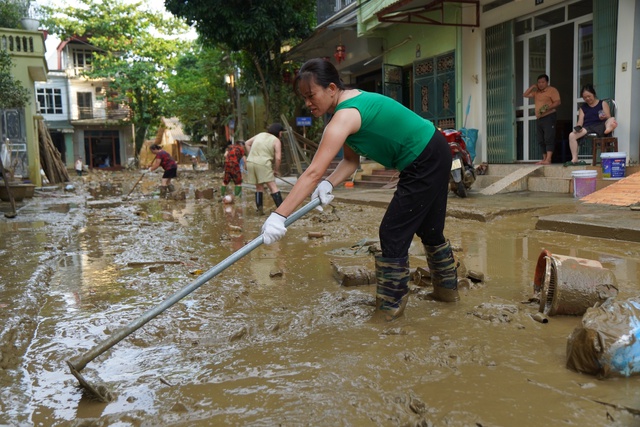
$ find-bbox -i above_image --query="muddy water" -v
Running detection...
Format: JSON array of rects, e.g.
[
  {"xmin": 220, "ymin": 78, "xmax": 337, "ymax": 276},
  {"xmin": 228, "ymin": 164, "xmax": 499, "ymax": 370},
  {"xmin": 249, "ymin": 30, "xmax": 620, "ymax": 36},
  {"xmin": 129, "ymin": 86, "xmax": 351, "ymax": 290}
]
[{"xmin": 1, "ymin": 175, "xmax": 639, "ymax": 426}]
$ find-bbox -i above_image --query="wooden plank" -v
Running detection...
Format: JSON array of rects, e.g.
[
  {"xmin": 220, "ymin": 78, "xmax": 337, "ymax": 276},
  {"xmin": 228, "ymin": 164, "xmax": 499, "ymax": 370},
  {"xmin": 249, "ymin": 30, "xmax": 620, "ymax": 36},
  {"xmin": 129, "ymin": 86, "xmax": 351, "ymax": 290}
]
[
  {"xmin": 582, "ymin": 172, "xmax": 640, "ymax": 206},
  {"xmin": 292, "ymin": 130, "xmax": 319, "ymax": 149}
]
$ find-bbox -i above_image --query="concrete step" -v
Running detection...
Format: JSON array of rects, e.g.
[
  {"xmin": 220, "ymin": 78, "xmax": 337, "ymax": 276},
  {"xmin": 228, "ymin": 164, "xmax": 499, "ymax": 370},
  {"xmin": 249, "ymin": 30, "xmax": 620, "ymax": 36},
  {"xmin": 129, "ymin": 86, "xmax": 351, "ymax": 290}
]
[
  {"xmin": 360, "ymin": 174, "xmax": 395, "ymax": 182},
  {"xmin": 528, "ymin": 176, "xmax": 573, "ymax": 193},
  {"xmin": 479, "ymin": 165, "xmax": 543, "ymax": 195},
  {"xmin": 353, "ymin": 180, "xmax": 392, "ymax": 189},
  {"xmin": 371, "ymin": 169, "xmax": 398, "ymax": 177}
]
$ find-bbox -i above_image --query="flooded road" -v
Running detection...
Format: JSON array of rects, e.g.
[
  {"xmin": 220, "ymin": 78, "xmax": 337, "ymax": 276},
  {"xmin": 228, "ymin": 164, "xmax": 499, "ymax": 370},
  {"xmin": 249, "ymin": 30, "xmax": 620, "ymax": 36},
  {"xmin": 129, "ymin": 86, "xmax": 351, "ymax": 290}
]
[{"xmin": 1, "ymin": 171, "xmax": 639, "ymax": 426}]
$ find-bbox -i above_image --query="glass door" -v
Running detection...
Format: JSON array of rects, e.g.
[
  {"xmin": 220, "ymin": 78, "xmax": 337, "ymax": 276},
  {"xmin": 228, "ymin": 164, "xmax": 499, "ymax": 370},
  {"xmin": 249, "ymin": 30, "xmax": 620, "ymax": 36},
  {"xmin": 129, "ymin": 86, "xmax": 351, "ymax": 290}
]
[
  {"xmin": 575, "ymin": 19, "xmax": 594, "ymax": 159},
  {"xmin": 516, "ymin": 32, "xmax": 548, "ymax": 162}
]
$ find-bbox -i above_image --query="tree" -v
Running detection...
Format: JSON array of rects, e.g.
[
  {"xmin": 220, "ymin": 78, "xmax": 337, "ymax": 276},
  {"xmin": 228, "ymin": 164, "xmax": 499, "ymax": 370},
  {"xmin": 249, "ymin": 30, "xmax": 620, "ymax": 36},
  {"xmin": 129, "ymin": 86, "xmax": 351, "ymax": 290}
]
[
  {"xmin": 40, "ymin": 0, "xmax": 192, "ymax": 153},
  {"xmin": 0, "ymin": 0, "xmax": 29, "ymax": 29},
  {"xmin": 165, "ymin": 0, "xmax": 315, "ymax": 126},
  {"xmin": 164, "ymin": 44, "xmax": 234, "ymax": 150},
  {"xmin": 0, "ymin": 51, "xmax": 30, "ymax": 109}
]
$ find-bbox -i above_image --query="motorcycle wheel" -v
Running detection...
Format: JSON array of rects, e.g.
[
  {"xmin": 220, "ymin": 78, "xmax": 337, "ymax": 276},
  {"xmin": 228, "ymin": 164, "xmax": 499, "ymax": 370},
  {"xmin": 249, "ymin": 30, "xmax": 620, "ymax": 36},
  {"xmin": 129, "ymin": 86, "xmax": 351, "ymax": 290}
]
[{"xmin": 455, "ymin": 182, "xmax": 468, "ymax": 198}]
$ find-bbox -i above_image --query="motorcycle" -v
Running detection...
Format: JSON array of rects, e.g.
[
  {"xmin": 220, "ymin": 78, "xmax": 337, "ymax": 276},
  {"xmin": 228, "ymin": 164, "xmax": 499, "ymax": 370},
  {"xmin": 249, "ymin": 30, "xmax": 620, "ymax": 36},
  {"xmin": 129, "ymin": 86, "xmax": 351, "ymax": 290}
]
[{"xmin": 441, "ymin": 129, "xmax": 476, "ymax": 198}]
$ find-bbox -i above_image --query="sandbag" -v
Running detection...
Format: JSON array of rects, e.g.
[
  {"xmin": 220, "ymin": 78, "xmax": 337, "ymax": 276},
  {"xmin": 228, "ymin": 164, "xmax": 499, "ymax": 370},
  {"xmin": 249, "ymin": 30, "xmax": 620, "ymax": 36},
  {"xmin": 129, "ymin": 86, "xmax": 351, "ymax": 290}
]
[{"xmin": 566, "ymin": 297, "xmax": 640, "ymax": 378}]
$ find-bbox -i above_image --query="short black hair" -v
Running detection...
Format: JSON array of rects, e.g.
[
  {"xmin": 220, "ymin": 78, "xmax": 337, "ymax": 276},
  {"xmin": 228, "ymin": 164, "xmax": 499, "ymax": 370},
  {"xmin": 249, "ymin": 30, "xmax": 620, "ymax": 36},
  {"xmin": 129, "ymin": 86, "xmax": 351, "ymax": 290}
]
[
  {"xmin": 537, "ymin": 74, "xmax": 549, "ymax": 82},
  {"xmin": 267, "ymin": 123, "xmax": 284, "ymax": 137}
]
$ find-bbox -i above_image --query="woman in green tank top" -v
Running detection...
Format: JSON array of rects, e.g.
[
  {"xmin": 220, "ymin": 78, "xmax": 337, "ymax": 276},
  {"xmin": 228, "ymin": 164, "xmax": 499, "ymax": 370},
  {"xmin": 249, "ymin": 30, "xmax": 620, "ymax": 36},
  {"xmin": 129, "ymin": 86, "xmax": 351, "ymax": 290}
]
[{"xmin": 261, "ymin": 58, "xmax": 459, "ymax": 320}]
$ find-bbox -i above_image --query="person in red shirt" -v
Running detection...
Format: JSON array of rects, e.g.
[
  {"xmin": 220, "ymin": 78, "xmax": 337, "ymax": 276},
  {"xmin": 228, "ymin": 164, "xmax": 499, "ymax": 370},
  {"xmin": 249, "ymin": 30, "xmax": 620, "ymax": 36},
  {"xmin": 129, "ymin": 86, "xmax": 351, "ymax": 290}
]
[
  {"xmin": 222, "ymin": 140, "xmax": 246, "ymax": 198},
  {"xmin": 148, "ymin": 144, "xmax": 178, "ymax": 197}
]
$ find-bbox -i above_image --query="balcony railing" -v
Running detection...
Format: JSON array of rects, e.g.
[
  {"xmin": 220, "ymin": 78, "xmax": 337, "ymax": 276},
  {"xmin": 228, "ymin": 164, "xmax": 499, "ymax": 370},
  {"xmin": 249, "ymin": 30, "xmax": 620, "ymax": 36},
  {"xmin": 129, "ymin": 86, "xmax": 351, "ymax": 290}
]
[
  {"xmin": 0, "ymin": 29, "xmax": 45, "ymax": 57},
  {"xmin": 316, "ymin": 0, "xmax": 355, "ymax": 25},
  {"xmin": 72, "ymin": 105, "xmax": 132, "ymax": 121}
]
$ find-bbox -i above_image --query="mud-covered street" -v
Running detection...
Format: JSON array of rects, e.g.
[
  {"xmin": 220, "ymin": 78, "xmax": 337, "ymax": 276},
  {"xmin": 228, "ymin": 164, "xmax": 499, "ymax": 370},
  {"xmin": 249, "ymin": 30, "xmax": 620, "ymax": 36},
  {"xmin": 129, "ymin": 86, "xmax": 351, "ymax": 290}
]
[{"xmin": 1, "ymin": 169, "xmax": 639, "ymax": 426}]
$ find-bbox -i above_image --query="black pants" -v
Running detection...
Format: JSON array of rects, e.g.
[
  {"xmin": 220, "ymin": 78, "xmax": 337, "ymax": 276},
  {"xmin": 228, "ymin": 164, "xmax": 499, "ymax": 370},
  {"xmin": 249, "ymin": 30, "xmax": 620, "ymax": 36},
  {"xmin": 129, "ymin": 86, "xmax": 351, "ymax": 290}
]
[
  {"xmin": 379, "ymin": 131, "xmax": 451, "ymax": 258},
  {"xmin": 536, "ymin": 113, "xmax": 557, "ymax": 153}
]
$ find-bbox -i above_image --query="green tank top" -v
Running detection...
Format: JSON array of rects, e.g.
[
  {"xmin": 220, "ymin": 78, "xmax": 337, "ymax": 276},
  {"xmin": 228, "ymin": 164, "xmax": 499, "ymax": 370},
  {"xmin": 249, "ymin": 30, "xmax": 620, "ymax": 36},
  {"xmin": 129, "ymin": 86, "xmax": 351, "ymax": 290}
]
[{"xmin": 334, "ymin": 91, "xmax": 436, "ymax": 171}]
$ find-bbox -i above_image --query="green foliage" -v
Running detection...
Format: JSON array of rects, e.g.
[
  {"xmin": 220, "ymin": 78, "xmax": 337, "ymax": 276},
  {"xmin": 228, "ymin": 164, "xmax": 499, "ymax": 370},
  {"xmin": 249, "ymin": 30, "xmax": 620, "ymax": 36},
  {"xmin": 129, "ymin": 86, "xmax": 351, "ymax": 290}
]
[
  {"xmin": 0, "ymin": 51, "xmax": 30, "ymax": 109},
  {"xmin": 164, "ymin": 44, "xmax": 233, "ymax": 148},
  {"xmin": 40, "ymin": 0, "xmax": 192, "ymax": 152},
  {"xmin": 0, "ymin": 0, "xmax": 29, "ymax": 29},
  {"xmin": 165, "ymin": 0, "xmax": 315, "ymax": 126}
]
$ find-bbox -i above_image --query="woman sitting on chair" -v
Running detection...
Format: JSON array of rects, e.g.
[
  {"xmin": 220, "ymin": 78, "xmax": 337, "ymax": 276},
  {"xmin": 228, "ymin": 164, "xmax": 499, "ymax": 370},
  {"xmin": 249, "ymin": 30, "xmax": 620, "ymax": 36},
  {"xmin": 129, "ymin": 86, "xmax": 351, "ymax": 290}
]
[{"xmin": 566, "ymin": 84, "xmax": 617, "ymax": 166}]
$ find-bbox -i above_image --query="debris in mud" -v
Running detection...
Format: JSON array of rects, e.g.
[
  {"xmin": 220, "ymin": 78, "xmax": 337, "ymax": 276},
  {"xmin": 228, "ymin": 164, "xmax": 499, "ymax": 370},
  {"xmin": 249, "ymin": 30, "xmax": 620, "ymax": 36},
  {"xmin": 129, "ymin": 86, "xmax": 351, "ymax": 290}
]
[
  {"xmin": 412, "ymin": 267, "xmax": 431, "ymax": 287},
  {"xmin": 327, "ymin": 238, "xmax": 380, "ymax": 257},
  {"xmin": 194, "ymin": 188, "xmax": 215, "ymax": 199},
  {"xmin": 533, "ymin": 250, "xmax": 619, "ymax": 316},
  {"xmin": 467, "ymin": 269, "xmax": 485, "ymax": 282},
  {"xmin": 229, "ymin": 327, "xmax": 248, "ymax": 342},
  {"xmin": 171, "ymin": 402, "xmax": 188, "ymax": 413},
  {"xmin": 470, "ymin": 302, "xmax": 520, "ymax": 323},
  {"xmin": 531, "ymin": 312, "xmax": 549, "ymax": 323},
  {"xmin": 127, "ymin": 261, "xmax": 183, "ymax": 267},
  {"xmin": 189, "ymin": 269, "xmax": 204, "ymax": 276},
  {"xmin": 149, "ymin": 265, "xmax": 165, "ymax": 273},
  {"xmin": 308, "ymin": 231, "xmax": 328, "ymax": 238},
  {"xmin": 269, "ymin": 269, "xmax": 283, "ymax": 278},
  {"xmin": 413, "ymin": 264, "xmax": 486, "ymax": 290},
  {"xmin": 566, "ymin": 297, "xmax": 640, "ymax": 378},
  {"xmin": 331, "ymin": 261, "xmax": 375, "ymax": 287}
]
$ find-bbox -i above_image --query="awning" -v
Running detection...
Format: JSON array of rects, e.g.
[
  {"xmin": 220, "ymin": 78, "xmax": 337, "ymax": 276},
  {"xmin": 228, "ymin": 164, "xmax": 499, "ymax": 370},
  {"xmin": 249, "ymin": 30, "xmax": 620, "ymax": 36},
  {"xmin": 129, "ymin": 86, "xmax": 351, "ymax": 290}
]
[
  {"xmin": 45, "ymin": 120, "xmax": 74, "ymax": 132},
  {"xmin": 286, "ymin": 3, "xmax": 358, "ymax": 61},
  {"xmin": 376, "ymin": 0, "xmax": 479, "ymax": 27}
]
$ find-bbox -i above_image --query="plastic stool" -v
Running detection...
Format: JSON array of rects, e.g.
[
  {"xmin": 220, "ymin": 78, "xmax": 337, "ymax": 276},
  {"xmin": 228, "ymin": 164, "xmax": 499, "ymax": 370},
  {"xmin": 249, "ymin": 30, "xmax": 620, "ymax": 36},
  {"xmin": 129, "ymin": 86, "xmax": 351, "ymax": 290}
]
[{"xmin": 591, "ymin": 136, "xmax": 618, "ymax": 166}]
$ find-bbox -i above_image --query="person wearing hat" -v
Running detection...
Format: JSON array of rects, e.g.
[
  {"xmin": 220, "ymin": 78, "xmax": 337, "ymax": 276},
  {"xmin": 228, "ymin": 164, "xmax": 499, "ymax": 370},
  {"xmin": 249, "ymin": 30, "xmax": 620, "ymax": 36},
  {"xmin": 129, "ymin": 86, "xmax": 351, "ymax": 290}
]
[{"xmin": 244, "ymin": 123, "xmax": 285, "ymax": 215}]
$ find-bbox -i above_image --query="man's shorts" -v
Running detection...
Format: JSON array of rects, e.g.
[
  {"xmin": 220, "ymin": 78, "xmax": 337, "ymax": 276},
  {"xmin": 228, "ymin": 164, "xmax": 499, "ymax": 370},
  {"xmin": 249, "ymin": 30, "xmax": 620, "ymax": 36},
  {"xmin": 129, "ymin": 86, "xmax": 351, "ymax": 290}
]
[
  {"xmin": 245, "ymin": 162, "xmax": 274, "ymax": 185},
  {"xmin": 223, "ymin": 166, "xmax": 242, "ymax": 185}
]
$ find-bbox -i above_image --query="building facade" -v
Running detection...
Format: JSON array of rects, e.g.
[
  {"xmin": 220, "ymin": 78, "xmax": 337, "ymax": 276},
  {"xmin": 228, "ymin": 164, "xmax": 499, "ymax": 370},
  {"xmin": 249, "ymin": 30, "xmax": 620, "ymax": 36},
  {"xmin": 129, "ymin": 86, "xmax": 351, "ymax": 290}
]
[
  {"xmin": 0, "ymin": 27, "xmax": 48, "ymax": 186},
  {"xmin": 289, "ymin": 0, "xmax": 640, "ymax": 165},
  {"xmin": 36, "ymin": 36, "xmax": 134, "ymax": 171}
]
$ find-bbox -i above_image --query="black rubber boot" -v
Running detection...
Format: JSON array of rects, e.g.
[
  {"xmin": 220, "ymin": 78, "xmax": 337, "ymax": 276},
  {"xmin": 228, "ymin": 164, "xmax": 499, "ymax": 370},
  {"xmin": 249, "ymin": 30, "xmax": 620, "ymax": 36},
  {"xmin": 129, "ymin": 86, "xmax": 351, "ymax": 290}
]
[
  {"xmin": 374, "ymin": 255, "xmax": 410, "ymax": 321},
  {"xmin": 159, "ymin": 186, "xmax": 168, "ymax": 198},
  {"xmin": 424, "ymin": 241, "xmax": 460, "ymax": 302},
  {"xmin": 271, "ymin": 191, "xmax": 283, "ymax": 207},
  {"xmin": 255, "ymin": 191, "xmax": 264, "ymax": 215}
]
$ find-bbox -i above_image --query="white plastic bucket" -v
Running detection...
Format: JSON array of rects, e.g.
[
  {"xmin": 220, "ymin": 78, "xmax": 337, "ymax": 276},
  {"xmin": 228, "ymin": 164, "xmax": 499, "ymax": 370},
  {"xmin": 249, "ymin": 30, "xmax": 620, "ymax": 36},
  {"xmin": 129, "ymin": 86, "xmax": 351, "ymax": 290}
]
[
  {"xmin": 601, "ymin": 152, "xmax": 626, "ymax": 180},
  {"xmin": 572, "ymin": 170, "xmax": 598, "ymax": 198}
]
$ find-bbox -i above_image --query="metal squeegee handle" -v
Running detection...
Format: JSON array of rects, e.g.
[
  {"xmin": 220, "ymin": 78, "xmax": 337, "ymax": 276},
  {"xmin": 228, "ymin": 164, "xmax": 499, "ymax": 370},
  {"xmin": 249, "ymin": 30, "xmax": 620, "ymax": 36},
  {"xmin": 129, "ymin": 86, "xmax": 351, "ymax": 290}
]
[{"xmin": 69, "ymin": 198, "xmax": 321, "ymax": 371}]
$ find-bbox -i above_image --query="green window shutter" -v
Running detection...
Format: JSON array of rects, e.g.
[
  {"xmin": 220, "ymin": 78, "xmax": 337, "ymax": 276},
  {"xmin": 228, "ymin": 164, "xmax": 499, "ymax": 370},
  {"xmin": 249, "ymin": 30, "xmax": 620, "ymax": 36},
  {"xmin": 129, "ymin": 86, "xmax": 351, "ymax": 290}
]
[
  {"xmin": 485, "ymin": 21, "xmax": 516, "ymax": 163},
  {"xmin": 383, "ymin": 63, "xmax": 403, "ymax": 104},
  {"xmin": 593, "ymin": 0, "xmax": 618, "ymax": 98}
]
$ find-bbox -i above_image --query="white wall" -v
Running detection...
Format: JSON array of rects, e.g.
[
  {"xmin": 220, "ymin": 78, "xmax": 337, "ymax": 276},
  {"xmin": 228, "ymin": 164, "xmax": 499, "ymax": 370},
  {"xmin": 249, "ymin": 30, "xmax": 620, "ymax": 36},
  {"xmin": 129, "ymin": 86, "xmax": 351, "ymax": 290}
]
[{"xmin": 615, "ymin": 0, "xmax": 640, "ymax": 163}]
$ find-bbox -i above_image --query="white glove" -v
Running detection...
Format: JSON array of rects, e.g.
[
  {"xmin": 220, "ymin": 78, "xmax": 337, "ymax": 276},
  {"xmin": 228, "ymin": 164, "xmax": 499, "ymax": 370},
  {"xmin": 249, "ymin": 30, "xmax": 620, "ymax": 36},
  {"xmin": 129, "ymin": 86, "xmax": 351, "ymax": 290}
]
[
  {"xmin": 145, "ymin": 168, "xmax": 153, "ymax": 174},
  {"xmin": 311, "ymin": 180, "xmax": 334, "ymax": 211},
  {"xmin": 262, "ymin": 212, "xmax": 287, "ymax": 245}
]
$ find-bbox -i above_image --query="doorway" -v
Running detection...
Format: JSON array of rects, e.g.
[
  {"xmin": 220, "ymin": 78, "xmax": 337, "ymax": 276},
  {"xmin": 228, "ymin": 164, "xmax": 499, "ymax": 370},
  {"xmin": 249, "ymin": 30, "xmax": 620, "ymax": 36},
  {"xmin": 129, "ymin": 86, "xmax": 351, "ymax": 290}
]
[
  {"xmin": 84, "ymin": 130, "xmax": 120, "ymax": 169},
  {"xmin": 516, "ymin": 12, "xmax": 582, "ymax": 163}
]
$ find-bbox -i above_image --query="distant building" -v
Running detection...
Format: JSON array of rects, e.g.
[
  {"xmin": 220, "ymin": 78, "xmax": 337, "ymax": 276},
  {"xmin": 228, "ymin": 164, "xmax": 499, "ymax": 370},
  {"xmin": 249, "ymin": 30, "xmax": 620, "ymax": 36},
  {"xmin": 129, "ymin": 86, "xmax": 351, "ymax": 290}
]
[{"xmin": 36, "ymin": 36, "xmax": 134, "ymax": 171}]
